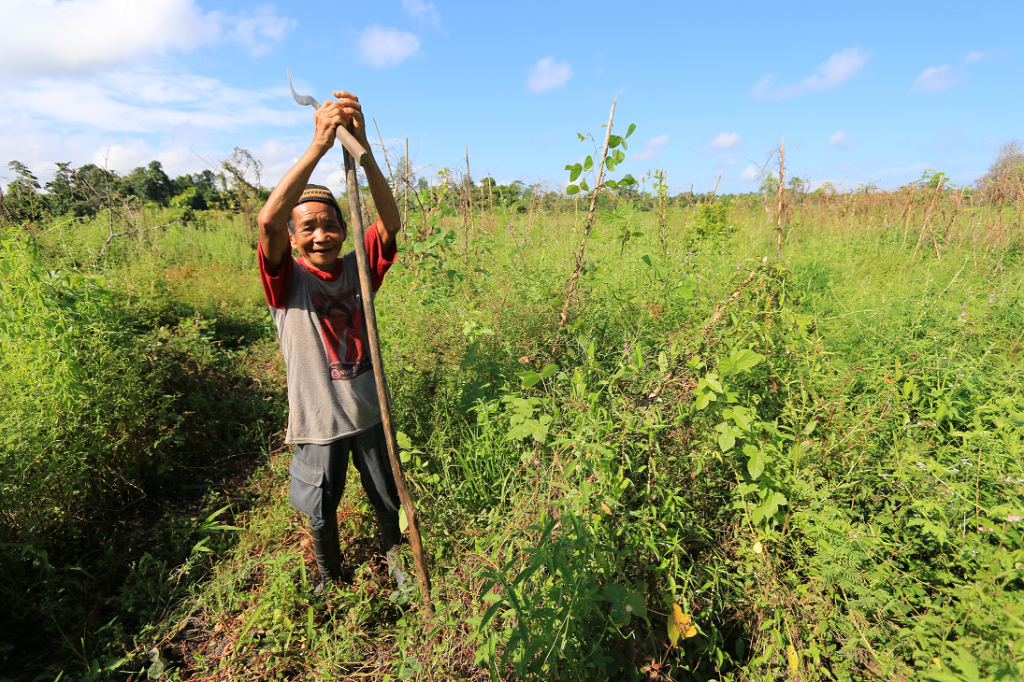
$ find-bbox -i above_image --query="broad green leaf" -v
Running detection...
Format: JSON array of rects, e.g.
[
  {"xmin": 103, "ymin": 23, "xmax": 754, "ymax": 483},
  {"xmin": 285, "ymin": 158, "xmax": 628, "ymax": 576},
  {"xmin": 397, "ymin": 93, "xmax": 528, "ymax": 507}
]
[
  {"xmin": 399, "ymin": 507, "xmax": 409, "ymax": 533},
  {"xmin": 608, "ymin": 134, "xmax": 622, "ymax": 148},
  {"xmin": 518, "ymin": 371, "xmax": 541, "ymax": 387},
  {"xmin": 605, "ymin": 158, "xmax": 617, "ymax": 172},
  {"xmin": 720, "ymin": 349, "xmax": 764, "ymax": 377},
  {"xmin": 625, "ymin": 123, "xmax": 636, "ymax": 138},
  {"xmin": 718, "ymin": 430, "xmax": 736, "ymax": 452},
  {"xmin": 540, "ymin": 363, "xmax": 557, "ymax": 379},
  {"xmin": 624, "ymin": 589, "xmax": 647, "ymax": 619},
  {"xmin": 566, "ymin": 184, "xmax": 580, "ymax": 195},
  {"xmin": 641, "ymin": 254, "xmax": 653, "ymax": 267},
  {"xmin": 613, "ymin": 149, "xmax": 625, "ymax": 164},
  {"xmin": 702, "ymin": 373, "xmax": 724, "ymax": 393},
  {"xmin": 580, "ymin": 178, "xmax": 590, "ymax": 192},
  {"xmin": 745, "ymin": 445, "xmax": 765, "ymax": 479},
  {"xmin": 677, "ymin": 275, "xmax": 697, "ymax": 300},
  {"xmin": 584, "ymin": 155, "xmax": 593, "ymax": 170},
  {"xmin": 903, "ymin": 377, "xmax": 915, "ymax": 398},
  {"xmin": 569, "ymin": 164, "xmax": 583, "ymax": 182}
]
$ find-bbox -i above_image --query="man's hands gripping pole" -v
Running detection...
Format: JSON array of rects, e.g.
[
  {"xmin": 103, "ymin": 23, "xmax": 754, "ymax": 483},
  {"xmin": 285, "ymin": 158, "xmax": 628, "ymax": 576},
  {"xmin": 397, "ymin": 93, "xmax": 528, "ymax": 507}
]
[{"xmin": 317, "ymin": 92, "xmax": 402, "ymax": 253}]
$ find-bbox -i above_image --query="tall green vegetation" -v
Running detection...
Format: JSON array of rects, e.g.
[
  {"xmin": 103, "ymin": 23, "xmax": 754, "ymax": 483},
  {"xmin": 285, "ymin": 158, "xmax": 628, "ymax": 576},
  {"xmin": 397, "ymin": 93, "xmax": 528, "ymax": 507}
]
[
  {"xmin": 0, "ymin": 238, "xmax": 161, "ymax": 540},
  {"xmin": 1, "ymin": 138, "xmax": 1022, "ymax": 681}
]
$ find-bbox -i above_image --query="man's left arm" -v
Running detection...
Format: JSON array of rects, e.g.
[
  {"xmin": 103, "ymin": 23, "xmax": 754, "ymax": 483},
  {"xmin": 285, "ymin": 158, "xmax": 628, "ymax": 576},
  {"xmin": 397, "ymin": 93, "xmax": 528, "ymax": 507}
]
[{"xmin": 332, "ymin": 91, "xmax": 402, "ymax": 252}]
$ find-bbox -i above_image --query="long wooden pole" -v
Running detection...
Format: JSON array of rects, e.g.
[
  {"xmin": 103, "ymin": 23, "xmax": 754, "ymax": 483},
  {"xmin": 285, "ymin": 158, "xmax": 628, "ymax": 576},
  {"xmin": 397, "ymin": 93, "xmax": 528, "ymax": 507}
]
[{"xmin": 342, "ymin": 144, "xmax": 433, "ymax": 616}]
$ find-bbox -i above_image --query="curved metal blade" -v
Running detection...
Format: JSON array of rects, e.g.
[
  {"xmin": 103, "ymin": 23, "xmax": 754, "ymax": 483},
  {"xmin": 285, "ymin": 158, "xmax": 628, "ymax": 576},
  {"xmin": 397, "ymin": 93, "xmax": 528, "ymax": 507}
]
[{"xmin": 287, "ymin": 68, "xmax": 320, "ymax": 109}]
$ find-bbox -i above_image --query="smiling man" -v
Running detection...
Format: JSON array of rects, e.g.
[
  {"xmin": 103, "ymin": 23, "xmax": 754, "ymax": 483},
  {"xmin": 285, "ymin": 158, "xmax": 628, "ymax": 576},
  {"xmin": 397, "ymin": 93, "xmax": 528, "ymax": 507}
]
[{"xmin": 256, "ymin": 91, "xmax": 404, "ymax": 589}]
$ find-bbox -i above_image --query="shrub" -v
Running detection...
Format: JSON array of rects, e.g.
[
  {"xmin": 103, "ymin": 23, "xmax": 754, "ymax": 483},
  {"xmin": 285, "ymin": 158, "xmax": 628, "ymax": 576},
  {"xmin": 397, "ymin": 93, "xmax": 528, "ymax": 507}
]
[{"xmin": 0, "ymin": 237, "xmax": 168, "ymax": 543}]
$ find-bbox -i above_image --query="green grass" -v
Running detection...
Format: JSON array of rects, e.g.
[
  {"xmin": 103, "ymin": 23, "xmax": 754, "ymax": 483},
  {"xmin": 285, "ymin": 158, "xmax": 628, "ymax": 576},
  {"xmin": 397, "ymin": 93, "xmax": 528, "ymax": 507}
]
[{"xmin": 2, "ymin": 193, "xmax": 1023, "ymax": 681}]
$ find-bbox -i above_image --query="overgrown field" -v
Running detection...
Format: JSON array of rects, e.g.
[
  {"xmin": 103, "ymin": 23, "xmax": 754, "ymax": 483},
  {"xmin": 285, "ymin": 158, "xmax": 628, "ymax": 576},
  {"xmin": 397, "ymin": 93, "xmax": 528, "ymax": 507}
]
[{"xmin": 1, "ymin": 183, "xmax": 1023, "ymax": 682}]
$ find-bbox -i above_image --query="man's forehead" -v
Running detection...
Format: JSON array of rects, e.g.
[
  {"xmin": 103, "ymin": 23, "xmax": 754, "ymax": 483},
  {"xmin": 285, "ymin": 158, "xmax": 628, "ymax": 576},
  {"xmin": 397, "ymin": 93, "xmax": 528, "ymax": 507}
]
[{"xmin": 293, "ymin": 201, "xmax": 341, "ymax": 222}]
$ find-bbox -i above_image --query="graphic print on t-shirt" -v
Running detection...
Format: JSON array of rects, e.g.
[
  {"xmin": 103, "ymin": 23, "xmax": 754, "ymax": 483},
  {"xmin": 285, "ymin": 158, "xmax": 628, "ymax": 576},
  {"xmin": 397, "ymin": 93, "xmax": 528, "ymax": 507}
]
[{"xmin": 310, "ymin": 288, "xmax": 371, "ymax": 381}]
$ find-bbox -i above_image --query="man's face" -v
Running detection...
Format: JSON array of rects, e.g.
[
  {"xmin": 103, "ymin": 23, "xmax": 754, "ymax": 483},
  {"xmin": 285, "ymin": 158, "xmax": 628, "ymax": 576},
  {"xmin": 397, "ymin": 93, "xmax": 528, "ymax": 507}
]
[{"xmin": 290, "ymin": 202, "xmax": 345, "ymax": 272}]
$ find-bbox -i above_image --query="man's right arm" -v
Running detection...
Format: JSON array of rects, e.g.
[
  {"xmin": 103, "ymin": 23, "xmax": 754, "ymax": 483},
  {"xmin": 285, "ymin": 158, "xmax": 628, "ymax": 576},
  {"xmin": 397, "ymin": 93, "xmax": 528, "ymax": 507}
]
[{"xmin": 257, "ymin": 103, "xmax": 345, "ymax": 272}]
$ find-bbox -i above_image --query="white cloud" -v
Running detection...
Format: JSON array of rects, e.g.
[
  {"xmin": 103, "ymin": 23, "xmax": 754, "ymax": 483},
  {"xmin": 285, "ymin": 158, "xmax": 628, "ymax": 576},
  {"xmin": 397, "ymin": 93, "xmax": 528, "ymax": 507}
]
[
  {"xmin": 5, "ymin": 67, "xmax": 304, "ymax": 134},
  {"xmin": 357, "ymin": 26, "xmax": 420, "ymax": 68},
  {"xmin": 628, "ymin": 134, "xmax": 669, "ymax": 162},
  {"xmin": 709, "ymin": 132, "xmax": 740, "ymax": 149},
  {"xmin": 751, "ymin": 48, "xmax": 868, "ymax": 100},
  {"xmin": 631, "ymin": 148, "xmax": 658, "ymax": 161},
  {"xmin": 828, "ymin": 130, "xmax": 854, "ymax": 149},
  {"xmin": 402, "ymin": 0, "xmax": 441, "ymax": 29},
  {"xmin": 739, "ymin": 164, "xmax": 758, "ymax": 181},
  {"xmin": 0, "ymin": 0, "xmax": 293, "ymax": 77},
  {"xmin": 0, "ymin": 65, "xmax": 311, "ymax": 189},
  {"xmin": 910, "ymin": 65, "xmax": 962, "ymax": 93},
  {"xmin": 227, "ymin": 5, "xmax": 297, "ymax": 57},
  {"xmin": 964, "ymin": 51, "xmax": 985, "ymax": 64},
  {"xmin": 527, "ymin": 56, "xmax": 573, "ymax": 93}
]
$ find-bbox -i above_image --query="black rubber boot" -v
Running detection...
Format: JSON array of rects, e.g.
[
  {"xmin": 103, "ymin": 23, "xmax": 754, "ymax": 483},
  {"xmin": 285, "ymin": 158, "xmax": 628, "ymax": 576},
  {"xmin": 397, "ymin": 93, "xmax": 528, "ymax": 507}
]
[
  {"xmin": 310, "ymin": 518, "xmax": 342, "ymax": 591},
  {"xmin": 378, "ymin": 512, "xmax": 409, "ymax": 591}
]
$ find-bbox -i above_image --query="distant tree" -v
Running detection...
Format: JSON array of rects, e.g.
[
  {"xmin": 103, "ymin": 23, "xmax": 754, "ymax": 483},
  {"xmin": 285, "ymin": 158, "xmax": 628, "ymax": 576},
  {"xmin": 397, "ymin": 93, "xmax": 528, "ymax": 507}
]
[
  {"xmin": 977, "ymin": 140, "xmax": 1024, "ymax": 200},
  {"xmin": 5, "ymin": 160, "xmax": 46, "ymax": 222},
  {"xmin": 171, "ymin": 170, "xmax": 222, "ymax": 210},
  {"xmin": 44, "ymin": 162, "xmax": 93, "ymax": 216},
  {"xmin": 125, "ymin": 161, "xmax": 173, "ymax": 205}
]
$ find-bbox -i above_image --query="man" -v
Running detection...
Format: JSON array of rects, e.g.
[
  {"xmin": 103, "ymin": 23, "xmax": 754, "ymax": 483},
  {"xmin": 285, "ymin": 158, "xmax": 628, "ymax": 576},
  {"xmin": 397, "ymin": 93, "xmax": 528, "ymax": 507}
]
[{"xmin": 256, "ymin": 91, "xmax": 405, "ymax": 589}]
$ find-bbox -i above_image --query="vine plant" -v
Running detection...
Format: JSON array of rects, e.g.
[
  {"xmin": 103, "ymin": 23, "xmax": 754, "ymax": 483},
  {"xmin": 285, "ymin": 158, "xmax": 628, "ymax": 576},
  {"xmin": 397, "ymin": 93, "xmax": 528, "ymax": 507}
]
[{"xmin": 558, "ymin": 99, "xmax": 636, "ymax": 329}]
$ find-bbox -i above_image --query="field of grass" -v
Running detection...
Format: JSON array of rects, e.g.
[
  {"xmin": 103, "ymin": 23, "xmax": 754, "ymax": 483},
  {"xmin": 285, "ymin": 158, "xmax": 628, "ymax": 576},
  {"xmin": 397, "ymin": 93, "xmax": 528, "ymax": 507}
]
[{"xmin": 1, "ymin": 184, "xmax": 1023, "ymax": 681}]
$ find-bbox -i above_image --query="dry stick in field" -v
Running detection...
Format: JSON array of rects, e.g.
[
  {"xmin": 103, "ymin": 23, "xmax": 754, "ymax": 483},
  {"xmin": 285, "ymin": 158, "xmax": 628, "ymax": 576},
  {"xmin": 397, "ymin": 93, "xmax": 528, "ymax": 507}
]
[
  {"xmin": 702, "ymin": 268, "xmax": 762, "ymax": 337},
  {"xmin": 404, "ymin": 138, "xmax": 409, "ymax": 238},
  {"xmin": 649, "ymin": 266, "xmax": 767, "ymax": 400},
  {"xmin": 559, "ymin": 98, "xmax": 617, "ymax": 330},
  {"xmin": 912, "ymin": 180, "xmax": 943, "ymax": 262},
  {"xmin": 97, "ymin": 219, "xmax": 182, "ymax": 259},
  {"xmin": 340, "ymin": 142, "xmax": 433, "ymax": 617},
  {"xmin": 488, "ymin": 175, "xmax": 494, "ymax": 229},
  {"xmin": 372, "ymin": 119, "xmax": 397, "ymax": 198},
  {"xmin": 776, "ymin": 137, "xmax": 785, "ymax": 257},
  {"xmin": 466, "ymin": 146, "xmax": 476, "ymax": 260}
]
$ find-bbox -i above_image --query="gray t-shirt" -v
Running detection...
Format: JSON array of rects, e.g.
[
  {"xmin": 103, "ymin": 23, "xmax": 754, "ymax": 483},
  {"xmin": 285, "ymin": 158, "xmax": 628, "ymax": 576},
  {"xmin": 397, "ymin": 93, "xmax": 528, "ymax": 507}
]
[{"xmin": 258, "ymin": 220, "xmax": 397, "ymax": 444}]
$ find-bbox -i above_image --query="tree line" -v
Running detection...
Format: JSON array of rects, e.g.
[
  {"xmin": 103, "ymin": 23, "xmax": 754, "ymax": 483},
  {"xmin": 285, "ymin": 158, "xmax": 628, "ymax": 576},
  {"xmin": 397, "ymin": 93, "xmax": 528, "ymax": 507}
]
[
  {"xmin": 4, "ymin": 141, "xmax": 1020, "ymax": 227},
  {"xmin": 0, "ymin": 158, "xmax": 251, "ymax": 226}
]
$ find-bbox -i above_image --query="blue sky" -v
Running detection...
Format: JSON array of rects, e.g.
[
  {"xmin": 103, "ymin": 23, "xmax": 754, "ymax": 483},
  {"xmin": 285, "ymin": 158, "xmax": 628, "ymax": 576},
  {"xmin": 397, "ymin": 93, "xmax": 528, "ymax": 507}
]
[{"xmin": 1, "ymin": 0, "xmax": 1021, "ymax": 196}]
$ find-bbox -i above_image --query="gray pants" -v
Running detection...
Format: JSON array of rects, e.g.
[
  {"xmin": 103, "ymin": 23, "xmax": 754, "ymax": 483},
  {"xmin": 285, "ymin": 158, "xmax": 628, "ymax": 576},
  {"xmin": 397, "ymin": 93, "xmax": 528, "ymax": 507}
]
[{"xmin": 288, "ymin": 422, "xmax": 401, "ymax": 531}]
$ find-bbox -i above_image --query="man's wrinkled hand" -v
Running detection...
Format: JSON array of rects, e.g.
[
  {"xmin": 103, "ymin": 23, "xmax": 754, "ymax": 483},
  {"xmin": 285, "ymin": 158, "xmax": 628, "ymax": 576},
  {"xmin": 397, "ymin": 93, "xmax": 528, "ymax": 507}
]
[
  {"xmin": 311, "ymin": 100, "xmax": 345, "ymax": 155},
  {"xmin": 332, "ymin": 91, "xmax": 369, "ymax": 149}
]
